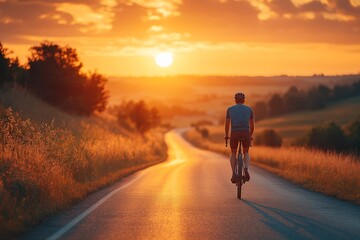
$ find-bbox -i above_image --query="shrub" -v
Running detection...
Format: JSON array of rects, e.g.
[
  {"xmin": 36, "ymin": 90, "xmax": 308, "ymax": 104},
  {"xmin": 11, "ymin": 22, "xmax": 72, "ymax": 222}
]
[
  {"xmin": 199, "ymin": 128, "xmax": 209, "ymax": 138},
  {"xmin": 303, "ymin": 122, "xmax": 349, "ymax": 152},
  {"xmin": 254, "ymin": 129, "xmax": 282, "ymax": 147}
]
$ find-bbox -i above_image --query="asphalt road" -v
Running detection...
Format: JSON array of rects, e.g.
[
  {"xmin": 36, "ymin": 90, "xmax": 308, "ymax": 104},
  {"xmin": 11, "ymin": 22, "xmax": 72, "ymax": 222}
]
[{"xmin": 23, "ymin": 129, "xmax": 360, "ymax": 240}]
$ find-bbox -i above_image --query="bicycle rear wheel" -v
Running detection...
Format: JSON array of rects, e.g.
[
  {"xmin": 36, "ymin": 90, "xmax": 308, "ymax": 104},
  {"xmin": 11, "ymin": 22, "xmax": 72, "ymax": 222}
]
[{"xmin": 237, "ymin": 157, "xmax": 242, "ymax": 199}]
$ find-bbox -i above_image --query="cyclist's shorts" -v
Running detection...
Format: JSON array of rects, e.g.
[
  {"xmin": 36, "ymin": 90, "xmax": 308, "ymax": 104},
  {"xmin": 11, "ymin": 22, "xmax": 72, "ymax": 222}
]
[{"xmin": 230, "ymin": 131, "xmax": 251, "ymax": 149}]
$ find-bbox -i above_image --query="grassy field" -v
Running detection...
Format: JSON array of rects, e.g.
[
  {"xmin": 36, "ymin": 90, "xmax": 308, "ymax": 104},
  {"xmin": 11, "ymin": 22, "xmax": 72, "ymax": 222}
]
[
  {"xmin": 0, "ymin": 87, "xmax": 168, "ymax": 238},
  {"xmin": 184, "ymin": 129, "xmax": 360, "ymax": 204}
]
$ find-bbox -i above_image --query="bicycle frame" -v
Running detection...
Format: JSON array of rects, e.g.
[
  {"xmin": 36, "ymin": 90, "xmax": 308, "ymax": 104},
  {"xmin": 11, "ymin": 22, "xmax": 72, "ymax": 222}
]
[{"xmin": 226, "ymin": 137, "xmax": 245, "ymax": 199}]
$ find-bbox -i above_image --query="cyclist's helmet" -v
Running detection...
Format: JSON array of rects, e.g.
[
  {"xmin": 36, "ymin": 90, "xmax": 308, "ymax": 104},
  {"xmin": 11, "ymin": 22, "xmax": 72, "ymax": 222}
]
[{"xmin": 234, "ymin": 92, "xmax": 245, "ymax": 100}]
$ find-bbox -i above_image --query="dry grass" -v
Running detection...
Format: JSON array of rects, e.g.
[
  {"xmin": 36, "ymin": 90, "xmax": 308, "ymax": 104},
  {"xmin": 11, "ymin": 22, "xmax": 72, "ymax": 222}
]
[
  {"xmin": 0, "ymin": 88, "xmax": 167, "ymax": 238},
  {"xmin": 184, "ymin": 129, "xmax": 360, "ymax": 204}
]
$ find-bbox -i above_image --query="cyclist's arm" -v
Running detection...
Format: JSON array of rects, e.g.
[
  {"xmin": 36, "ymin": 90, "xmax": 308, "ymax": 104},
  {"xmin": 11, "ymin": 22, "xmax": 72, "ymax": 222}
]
[
  {"xmin": 250, "ymin": 109, "xmax": 255, "ymax": 138},
  {"xmin": 225, "ymin": 108, "xmax": 231, "ymax": 138},
  {"xmin": 250, "ymin": 118, "xmax": 254, "ymax": 137},
  {"xmin": 225, "ymin": 118, "xmax": 230, "ymax": 138}
]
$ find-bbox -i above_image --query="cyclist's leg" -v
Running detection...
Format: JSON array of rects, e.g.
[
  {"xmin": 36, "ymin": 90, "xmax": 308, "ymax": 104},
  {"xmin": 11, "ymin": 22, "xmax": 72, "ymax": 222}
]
[
  {"xmin": 243, "ymin": 146, "xmax": 250, "ymax": 169},
  {"xmin": 240, "ymin": 131, "xmax": 251, "ymax": 168},
  {"xmin": 241, "ymin": 132, "xmax": 251, "ymax": 180},
  {"xmin": 230, "ymin": 148, "xmax": 237, "ymax": 173},
  {"xmin": 230, "ymin": 132, "xmax": 239, "ymax": 178}
]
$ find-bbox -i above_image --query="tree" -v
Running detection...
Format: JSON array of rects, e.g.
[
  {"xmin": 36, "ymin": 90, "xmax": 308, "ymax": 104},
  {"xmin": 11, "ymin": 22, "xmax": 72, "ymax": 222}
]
[
  {"xmin": 254, "ymin": 129, "xmax": 282, "ymax": 147},
  {"xmin": 253, "ymin": 101, "xmax": 268, "ymax": 121},
  {"xmin": 317, "ymin": 84, "xmax": 331, "ymax": 101},
  {"xmin": 347, "ymin": 119, "xmax": 360, "ymax": 152},
  {"xmin": 332, "ymin": 84, "xmax": 351, "ymax": 101},
  {"xmin": 351, "ymin": 81, "xmax": 360, "ymax": 96},
  {"xmin": 0, "ymin": 42, "xmax": 24, "ymax": 86},
  {"xmin": 268, "ymin": 94, "xmax": 284, "ymax": 116},
  {"xmin": 117, "ymin": 100, "xmax": 161, "ymax": 134},
  {"xmin": 75, "ymin": 72, "xmax": 109, "ymax": 115},
  {"xmin": 283, "ymin": 86, "xmax": 306, "ymax": 112},
  {"xmin": 27, "ymin": 41, "xmax": 108, "ymax": 115},
  {"xmin": 307, "ymin": 89, "xmax": 327, "ymax": 110}
]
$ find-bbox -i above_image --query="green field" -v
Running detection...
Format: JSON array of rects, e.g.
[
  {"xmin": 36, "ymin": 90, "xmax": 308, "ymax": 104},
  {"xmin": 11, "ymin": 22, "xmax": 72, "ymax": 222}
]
[{"xmin": 206, "ymin": 95, "xmax": 360, "ymax": 146}]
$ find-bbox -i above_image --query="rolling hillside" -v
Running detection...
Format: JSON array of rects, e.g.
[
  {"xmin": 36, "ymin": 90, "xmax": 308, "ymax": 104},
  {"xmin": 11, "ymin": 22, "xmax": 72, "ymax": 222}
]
[{"xmin": 255, "ymin": 96, "xmax": 360, "ymax": 145}]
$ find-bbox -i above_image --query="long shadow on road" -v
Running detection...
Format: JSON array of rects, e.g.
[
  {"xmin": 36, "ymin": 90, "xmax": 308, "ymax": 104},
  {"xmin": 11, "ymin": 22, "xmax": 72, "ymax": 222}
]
[{"xmin": 242, "ymin": 200, "xmax": 357, "ymax": 240}]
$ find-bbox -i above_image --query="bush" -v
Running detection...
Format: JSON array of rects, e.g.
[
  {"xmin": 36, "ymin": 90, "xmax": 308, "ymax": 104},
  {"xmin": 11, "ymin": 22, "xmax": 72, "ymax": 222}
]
[
  {"xmin": 197, "ymin": 127, "xmax": 209, "ymax": 138},
  {"xmin": 302, "ymin": 122, "xmax": 349, "ymax": 152},
  {"xmin": 255, "ymin": 129, "xmax": 282, "ymax": 147}
]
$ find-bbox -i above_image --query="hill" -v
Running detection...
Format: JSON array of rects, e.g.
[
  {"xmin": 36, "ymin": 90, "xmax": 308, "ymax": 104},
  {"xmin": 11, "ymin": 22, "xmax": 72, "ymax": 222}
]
[{"xmin": 255, "ymin": 95, "xmax": 360, "ymax": 145}]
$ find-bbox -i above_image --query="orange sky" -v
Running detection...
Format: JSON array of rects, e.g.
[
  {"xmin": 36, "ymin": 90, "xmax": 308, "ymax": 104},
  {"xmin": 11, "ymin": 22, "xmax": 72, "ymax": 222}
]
[{"xmin": 0, "ymin": 0, "xmax": 360, "ymax": 76}]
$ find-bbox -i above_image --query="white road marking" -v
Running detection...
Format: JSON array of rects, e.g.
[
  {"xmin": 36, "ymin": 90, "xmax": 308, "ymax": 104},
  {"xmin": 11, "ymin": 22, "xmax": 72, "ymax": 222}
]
[{"xmin": 46, "ymin": 170, "xmax": 150, "ymax": 240}]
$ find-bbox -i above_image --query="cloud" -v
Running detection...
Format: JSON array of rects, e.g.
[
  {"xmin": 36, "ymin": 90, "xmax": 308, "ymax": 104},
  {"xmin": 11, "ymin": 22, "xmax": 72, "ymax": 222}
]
[
  {"xmin": 1, "ymin": 0, "xmax": 360, "ymax": 50},
  {"xmin": 54, "ymin": 2, "xmax": 115, "ymax": 33},
  {"xmin": 124, "ymin": 0, "xmax": 182, "ymax": 19}
]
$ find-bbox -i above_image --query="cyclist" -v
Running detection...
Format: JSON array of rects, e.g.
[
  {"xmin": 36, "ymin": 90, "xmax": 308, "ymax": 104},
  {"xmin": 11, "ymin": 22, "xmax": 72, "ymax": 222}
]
[{"xmin": 225, "ymin": 92, "xmax": 254, "ymax": 183}]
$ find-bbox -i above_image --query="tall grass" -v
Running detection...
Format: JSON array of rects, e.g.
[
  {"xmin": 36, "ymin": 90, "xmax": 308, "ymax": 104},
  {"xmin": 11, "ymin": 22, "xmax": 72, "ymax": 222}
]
[
  {"xmin": 0, "ymin": 88, "xmax": 167, "ymax": 238},
  {"xmin": 184, "ymin": 129, "xmax": 360, "ymax": 204}
]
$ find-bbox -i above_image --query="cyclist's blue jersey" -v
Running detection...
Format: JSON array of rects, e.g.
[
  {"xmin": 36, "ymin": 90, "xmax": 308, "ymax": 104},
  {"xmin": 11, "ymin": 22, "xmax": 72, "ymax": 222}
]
[{"xmin": 226, "ymin": 104, "xmax": 253, "ymax": 131}]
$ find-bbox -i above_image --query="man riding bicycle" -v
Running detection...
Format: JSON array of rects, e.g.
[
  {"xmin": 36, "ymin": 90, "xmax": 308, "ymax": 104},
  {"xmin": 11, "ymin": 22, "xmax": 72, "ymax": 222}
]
[{"xmin": 225, "ymin": 92, "xmax": 254, "ymax": 184}]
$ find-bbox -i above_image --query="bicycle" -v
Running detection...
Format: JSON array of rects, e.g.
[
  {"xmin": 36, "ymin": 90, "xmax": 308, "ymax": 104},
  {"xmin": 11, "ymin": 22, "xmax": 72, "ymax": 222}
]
[{"xmin": 225, "ymin": 137, "xmax": 246, "ymax": 199}]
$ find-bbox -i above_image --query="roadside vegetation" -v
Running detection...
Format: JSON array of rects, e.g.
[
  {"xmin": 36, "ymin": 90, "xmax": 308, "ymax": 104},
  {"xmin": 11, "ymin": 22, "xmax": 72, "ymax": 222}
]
[
  {"xmin": 0, "ymin": 42, "xmax": 168, "ymax": 238},
  {"xmin": 184, "ymin": 129, "xmax": 360, "ymax": 204}
]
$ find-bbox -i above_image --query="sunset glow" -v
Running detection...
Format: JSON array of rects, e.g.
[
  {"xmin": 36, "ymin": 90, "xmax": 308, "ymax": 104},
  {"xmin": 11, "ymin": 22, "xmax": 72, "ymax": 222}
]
[{"xmin": 0, "ymin": 0, "xmax": 359, "ymax": 76}]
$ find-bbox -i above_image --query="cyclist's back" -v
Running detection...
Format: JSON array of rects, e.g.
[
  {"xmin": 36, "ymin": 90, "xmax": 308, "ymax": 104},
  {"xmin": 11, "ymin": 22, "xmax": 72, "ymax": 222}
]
[{"xmin": 226, "ymin": 104, "xmax": 253, "ymax": 132}]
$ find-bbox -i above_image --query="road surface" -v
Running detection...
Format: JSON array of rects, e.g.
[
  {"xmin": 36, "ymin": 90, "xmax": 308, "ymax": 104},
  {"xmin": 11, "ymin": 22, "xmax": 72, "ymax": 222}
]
[{"xmin": 23, "ymin": 129, "xmax": 360, "ymax": 240}]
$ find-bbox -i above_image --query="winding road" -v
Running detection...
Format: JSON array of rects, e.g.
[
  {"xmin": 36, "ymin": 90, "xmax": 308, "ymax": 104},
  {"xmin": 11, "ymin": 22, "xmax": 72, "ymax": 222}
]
[{"xmin": 23, "ymin": 129, "xmax": 360, "ymax": 240}]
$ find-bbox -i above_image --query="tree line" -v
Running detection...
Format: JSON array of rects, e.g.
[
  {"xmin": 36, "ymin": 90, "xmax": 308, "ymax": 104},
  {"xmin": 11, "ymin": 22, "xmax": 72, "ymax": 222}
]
[
  {"xmin": 1, "ymin": 41, "xmax": 108, "ymax": 116},
  {"xmin": 1, "ymin": 41, "xmax": 162, "ymax": 133},
  {"xmin": 253, "ymin": 81, "xmax": 360, "ymax": 120}
]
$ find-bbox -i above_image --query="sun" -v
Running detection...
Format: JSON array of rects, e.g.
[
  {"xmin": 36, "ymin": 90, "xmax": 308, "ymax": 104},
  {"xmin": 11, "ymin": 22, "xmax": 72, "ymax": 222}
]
[{"xmin": 155, "ymin": 52, "xmax": 173, "ymax": 68}]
